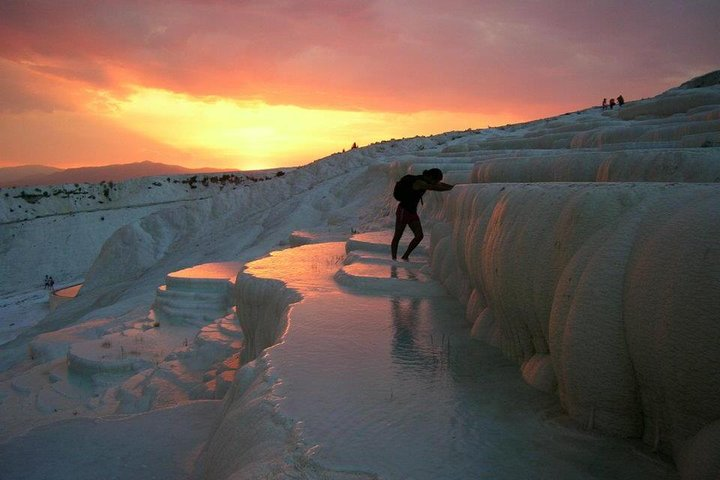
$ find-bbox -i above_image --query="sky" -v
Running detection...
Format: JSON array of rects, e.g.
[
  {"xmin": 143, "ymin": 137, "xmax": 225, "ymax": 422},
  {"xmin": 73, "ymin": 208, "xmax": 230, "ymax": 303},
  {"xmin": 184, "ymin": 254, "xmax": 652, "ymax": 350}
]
[{"xmin": 0, "ymin": 0, "xmax": 718, "ymax": 171}]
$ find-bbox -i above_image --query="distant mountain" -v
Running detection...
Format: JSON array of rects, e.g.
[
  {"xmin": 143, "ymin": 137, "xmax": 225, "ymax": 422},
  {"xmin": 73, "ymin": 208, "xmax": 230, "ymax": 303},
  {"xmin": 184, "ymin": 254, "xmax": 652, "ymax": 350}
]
[
  {"xmin": 0, "ymin": 161, "xmax": 231, "ymax": 188},
  {"xmin": 0, "ymin": 165, "xmax": 62, "ymax": 186}
]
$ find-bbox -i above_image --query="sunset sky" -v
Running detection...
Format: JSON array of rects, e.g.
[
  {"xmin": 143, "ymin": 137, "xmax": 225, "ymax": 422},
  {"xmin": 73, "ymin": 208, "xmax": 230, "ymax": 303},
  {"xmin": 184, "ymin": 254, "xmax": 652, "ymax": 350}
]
[{"xmin": 1, "ymin": 1, "xmax": 718, "ymax": 171}]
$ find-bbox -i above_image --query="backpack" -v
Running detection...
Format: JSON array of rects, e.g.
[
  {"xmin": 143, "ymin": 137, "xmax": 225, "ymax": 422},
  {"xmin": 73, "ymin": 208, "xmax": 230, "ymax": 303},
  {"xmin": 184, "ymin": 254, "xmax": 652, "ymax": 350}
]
[{"xmin": 393, "ymin": 174, "xmax": 418, "ymax": 202}]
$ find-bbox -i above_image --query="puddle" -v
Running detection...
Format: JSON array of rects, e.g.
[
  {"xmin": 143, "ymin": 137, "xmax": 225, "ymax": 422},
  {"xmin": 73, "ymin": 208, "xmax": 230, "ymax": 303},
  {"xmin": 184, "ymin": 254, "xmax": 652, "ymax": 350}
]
[{"xmin": 241, "ymin": 243, "xmax": 676, "ymax": 479}]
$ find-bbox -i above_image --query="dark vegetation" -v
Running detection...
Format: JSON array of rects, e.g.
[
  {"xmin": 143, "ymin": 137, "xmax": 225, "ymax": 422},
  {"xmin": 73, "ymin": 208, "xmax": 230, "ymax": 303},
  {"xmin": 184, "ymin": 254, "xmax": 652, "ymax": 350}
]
[{"xmin": 2, "ymin": 171, "xmax": 287, "ymax": 218}]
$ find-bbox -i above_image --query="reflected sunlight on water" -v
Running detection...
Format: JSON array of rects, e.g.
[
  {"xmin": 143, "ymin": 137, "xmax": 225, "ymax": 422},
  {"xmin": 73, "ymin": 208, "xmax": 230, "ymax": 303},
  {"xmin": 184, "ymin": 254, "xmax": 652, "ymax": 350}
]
[
  {"xmin": 168, "ymin": 262, "xmax": 245, "ymax": 282},
  {"xmin": 245, "ymin": 243, "xmax": 347, "ymax": 292},
  {"xmin": 54, "ymin": 284, "xmax": 82, "ymax": 298}
]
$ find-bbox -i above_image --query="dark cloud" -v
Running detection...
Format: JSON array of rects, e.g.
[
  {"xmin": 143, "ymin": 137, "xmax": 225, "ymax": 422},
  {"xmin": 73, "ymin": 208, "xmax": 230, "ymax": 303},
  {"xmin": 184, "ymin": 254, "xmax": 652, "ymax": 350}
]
[
  {"xmin": 0, "ymin": 0, "xmax": 718, "ymax": 114},
  {"xmin": 0, "ymin": 60, "xmax": 79, "ymax": 113}
]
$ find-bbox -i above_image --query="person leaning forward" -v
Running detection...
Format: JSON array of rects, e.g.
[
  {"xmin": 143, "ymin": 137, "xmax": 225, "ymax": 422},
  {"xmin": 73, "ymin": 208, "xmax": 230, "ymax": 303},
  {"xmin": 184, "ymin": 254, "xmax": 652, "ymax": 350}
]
[{"xmin": 391, "ymin": 168, "xmax": 453, "ymax": 261}]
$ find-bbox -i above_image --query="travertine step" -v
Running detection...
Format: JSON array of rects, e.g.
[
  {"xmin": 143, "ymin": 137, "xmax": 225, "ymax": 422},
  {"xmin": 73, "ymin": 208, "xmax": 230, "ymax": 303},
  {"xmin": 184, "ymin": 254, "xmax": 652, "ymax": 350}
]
[
  {"xmin": 153, "ymin": 294, "xmax": 227, "ymax": 312},
  {"xmin": 152, "ymin": 304, "xmax": 231, "ymax": 326},
  {"xmin": 334, "ymin": 262, "xmax": 445, "ymax": 297},
  {"xmin": 343, "ymin": 250, "xmax": 427, "ymax": 268},
  {"xmin": 151, "ymin": 262, "xmax": 242, "ymax": 326},
  {"xmin": 345, "ymin": 231, "xmax": 428, "ymax": 256},
  {"xmin": 165, "ymin": 276, "xmax": 232, "ymax": 294},
  {"xmin": 156, "ymin": 285, "xmax": 227, "ymax": 302}
]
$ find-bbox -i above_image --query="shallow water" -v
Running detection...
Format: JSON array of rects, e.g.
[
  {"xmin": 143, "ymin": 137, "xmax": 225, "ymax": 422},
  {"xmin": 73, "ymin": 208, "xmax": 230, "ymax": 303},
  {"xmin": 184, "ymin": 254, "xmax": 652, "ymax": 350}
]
[
  {"xmin": 245, "ymin": 243, "xmax": 676, "ymax": 479},
  {"xmin": 169, "ymin": 261, "xmax": 245, "ymax": 282}
]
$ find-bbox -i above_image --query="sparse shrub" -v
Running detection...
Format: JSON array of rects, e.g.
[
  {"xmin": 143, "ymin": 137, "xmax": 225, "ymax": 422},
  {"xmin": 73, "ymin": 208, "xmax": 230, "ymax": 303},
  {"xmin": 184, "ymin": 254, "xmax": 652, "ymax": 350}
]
[
  {"xmin": 276, "ymin": 171, "xmax": 285, "ymax": 177},
  {"xmin": 101, "ymin": 340, "xmax": 112, "ymax": 348},
  {"xmin": 16, "ymin": 191, "xmax": 44, "ymax": 204}
]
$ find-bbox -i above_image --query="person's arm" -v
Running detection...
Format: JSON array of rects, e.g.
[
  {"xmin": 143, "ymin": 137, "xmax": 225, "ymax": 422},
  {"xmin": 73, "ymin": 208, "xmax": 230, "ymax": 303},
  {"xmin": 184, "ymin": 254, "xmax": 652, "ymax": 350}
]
[
  {"xmin": 413, "ymin": 179, "xmax": 454, "ymax": 191},
  {"xmin": 431, "ymin": 182, "xmax": 454, "ymax": 191}
]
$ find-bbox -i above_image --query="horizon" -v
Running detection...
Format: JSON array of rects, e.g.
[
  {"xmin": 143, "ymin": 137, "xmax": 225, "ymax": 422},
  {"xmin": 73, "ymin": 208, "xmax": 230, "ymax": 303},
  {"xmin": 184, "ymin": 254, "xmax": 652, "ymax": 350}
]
[
  {"xmin": 1, "ymin": 1, "xmax": 718, "ymax": 170},
  {"xmin": 0, "ymin": 159, "xmax": 257, "ymax": 172}
]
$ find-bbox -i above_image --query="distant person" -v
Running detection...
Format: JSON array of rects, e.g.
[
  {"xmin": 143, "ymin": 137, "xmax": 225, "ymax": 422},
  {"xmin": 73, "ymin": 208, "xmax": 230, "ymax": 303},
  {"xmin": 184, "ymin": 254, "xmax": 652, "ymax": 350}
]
[
  {"xmin": 602, "ymin": 98, "xmax": 608, "ymax": 110},
  {"xmin": 609, "ymin": 98, "xmax": 616, "ymax": 109},
  {"xmin": 617, "ymin": 94, "xmax": 625, "ymax": 107},
  {"xmin": 44, "ymin": 275, "xmax": 50, "ymax": 290},
  {"xmin": 48, "ymin": 276, "xmax": 55, "ymax": 292},
  {"xmin": 391, "ymin": 168, "xmax": 454, "ymax": 261}
]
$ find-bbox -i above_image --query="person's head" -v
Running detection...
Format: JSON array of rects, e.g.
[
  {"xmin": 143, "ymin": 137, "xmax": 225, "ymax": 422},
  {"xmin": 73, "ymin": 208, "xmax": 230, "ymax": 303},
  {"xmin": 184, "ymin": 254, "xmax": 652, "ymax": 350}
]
[{"xmin": 423, "ymin": 168, "xmax": 443, "ymax": 184}]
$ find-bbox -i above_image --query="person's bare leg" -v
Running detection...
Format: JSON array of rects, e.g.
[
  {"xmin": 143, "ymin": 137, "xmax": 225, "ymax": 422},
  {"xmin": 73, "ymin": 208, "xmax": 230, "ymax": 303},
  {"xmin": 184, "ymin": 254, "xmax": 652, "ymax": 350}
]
[
  {"xmin": 391, "ymin": 218, "xmax": 407, "ymax": 261},
  {"xmin": 401, "ymin": 220, "xmax": 423, "ymax": 261}
]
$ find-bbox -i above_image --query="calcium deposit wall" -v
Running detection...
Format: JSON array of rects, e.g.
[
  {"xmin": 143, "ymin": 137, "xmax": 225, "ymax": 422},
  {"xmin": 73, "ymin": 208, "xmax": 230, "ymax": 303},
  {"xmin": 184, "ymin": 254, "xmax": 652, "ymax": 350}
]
[
  {"xmin": 429, "ymin": 182, "xmax": 720, "ymax": 478},
  {"xmin": 471, "ymin": 149, "xmax": 720, "ymax": 183}
]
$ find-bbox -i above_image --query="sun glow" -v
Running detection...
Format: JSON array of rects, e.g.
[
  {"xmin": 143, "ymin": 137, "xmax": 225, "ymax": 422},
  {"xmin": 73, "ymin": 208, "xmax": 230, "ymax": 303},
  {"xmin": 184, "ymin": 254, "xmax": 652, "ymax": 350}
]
[{"xmin": 94, "ymin": 87, "xmax": 514, "ymax": 170}]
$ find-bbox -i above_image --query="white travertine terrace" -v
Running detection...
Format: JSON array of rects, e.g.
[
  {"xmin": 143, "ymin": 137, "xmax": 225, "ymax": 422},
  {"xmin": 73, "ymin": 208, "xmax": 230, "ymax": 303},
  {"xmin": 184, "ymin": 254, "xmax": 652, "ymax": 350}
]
[
  {"xmin": 419, "ymin": 82, "xmax": 720, "ymax": 477},
  {"xmin": 471, "ymin": 149, "xmax": 720, "ymax": 183},
  {"xmin": 430, "ymin": 183, "xmax": 720, "ymax": 455}
]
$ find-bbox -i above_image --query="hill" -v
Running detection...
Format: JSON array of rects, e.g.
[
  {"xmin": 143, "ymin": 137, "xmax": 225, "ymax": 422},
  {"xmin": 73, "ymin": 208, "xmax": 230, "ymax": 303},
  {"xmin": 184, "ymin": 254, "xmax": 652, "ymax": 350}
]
[
  {"xmin": 0, "ymin": 165, "xmax": 62, "ymax": 186},
  {"xmin": 0, "ymin": 160, "xmax": 229, "ymax": 188}
]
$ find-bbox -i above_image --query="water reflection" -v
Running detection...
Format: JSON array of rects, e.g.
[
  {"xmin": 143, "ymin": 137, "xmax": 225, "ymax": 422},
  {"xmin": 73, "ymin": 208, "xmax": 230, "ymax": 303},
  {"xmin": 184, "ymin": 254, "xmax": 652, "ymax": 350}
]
[
  {"xmin": 169, "ymin": 261, "xmax": 245, "ymax": 281},
  {"xmin": 54, "ymin": 284, "xmax": 82, "ymax": 298},
  {"xmin": 390, "ymin": 296, "xmax": 440, "ymax": 373},
  {"xmin": 390, "ymin": 265, "xmax": 418, "ymax": 281},
  {"xmin": 246, "ymin": 242, "xmax": 346, "ymax": 291}
]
